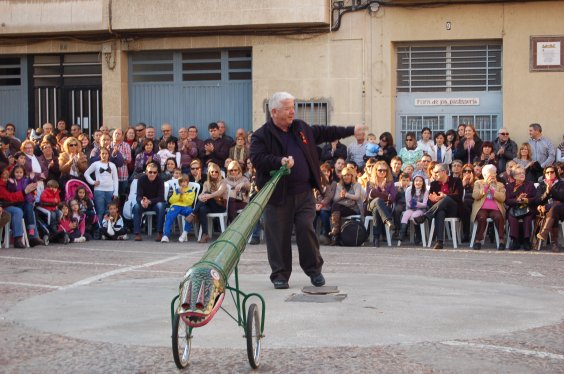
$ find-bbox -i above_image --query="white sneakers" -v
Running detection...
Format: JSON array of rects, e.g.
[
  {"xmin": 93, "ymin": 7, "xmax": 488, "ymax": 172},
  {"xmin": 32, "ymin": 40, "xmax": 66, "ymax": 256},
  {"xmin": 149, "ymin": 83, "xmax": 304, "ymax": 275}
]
[
  {"xmin": 161, "ymin": 235, "xmax": 170, "ymax": 243},
  {"xmin": 179, "ymin": 232, "xmax": 188, "ymax": 242},
  {"xmin": 74, "ymin": 236, "xmax": 86, "ymax": 243},
  {"xmin": 117, "ymin": 234, "xmax": 128, "ymax": 240}
]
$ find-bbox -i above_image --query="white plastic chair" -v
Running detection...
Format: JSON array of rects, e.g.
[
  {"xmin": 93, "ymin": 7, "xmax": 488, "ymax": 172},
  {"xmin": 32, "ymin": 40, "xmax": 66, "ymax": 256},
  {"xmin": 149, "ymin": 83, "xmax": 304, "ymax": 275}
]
[
  {"xmin": 0, "ymin": 218, "xmax": 29, "ymax": 248},
  {"xmin": 176, "ymin": 182, "xmax": 201, "ymax": 234},
  {"xmin": 469, "ymin": 217, "xmax": 500, "ymax": 249},
  {"xmin": 141, "ymin": 182, "xmax": 169, "ymax": 235},
  {"xmin": 198, "ymin": 185, "xmax": 231, "ymax": 241},
  {"xmin": 428, "ymin": 217, "xmax": 462, "ymax": 248},
  {"xmin": 363, "ymin": 215, "xmax": 392, "ymax": 246}
]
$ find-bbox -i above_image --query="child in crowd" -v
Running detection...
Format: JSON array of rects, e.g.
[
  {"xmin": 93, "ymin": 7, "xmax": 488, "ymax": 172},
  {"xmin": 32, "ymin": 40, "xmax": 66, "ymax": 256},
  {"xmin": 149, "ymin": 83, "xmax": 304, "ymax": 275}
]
[
  {"xmin": 166, "ymin": 168, "xmax": 183, "ymax": 200},
  {"xmin": 365, "ymin": 133, "xmax": 380, "ymax": 160},
  {"xmin": 13, "ymin": 151, "xmax": 26, "ymax": 169},
  {"xmin": 8, "ymin": 165, "xmax": 36, "ymax": 206},
  {"xmin": 403, "ymin": 164, "xmax": 414, "ymax": 179},
  {"xmin": 392, "ymin": 172, "xmax": 410, "ymax": 239},
  {"xmin": 38, "ymin": 179, "xmax": 62, "ymax": 233},
  {"xmin": 101, "ymin": 201, "xmax": 128, "ymax": 240},
  {"xmin": 59, "ymin": 200, "xmax": 87, "ymax": 243},
  {"xmin": 74, "ymin": 186, "xmax": 97, "ymax": 237},
  {"xmin": 157, "ymin": 140, "xmax": 178, "ymax": 172},
  {"xmin": 398, "ymin": 175, "xmax": 428, "ymax": 244},
  {"xmin": 161, "ymin": 175, "xmax": 196, "ymax": 243},
  {"xmin": 69, "ymin": 198, "xmax": 90, "ymax": 241}
]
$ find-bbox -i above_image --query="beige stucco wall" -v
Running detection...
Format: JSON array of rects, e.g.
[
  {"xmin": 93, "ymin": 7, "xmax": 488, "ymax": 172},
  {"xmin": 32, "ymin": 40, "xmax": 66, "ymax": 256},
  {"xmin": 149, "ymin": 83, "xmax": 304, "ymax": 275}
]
[{"xmin": 1, "ymin": 1, "xmax": 564, "ymax": 146}]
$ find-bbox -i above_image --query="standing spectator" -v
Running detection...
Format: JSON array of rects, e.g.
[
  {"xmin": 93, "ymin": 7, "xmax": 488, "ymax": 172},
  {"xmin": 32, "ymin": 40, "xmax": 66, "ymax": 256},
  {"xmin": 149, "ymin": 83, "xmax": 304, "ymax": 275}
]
[
  {"xmin": 506, "ymin": 165, "xmax": 535, "ymax": 250},
  {"xmin": 78, "ymin": 133, "xmax": 93, "ymax": 157},
  {"xmin": 399, "ymin": 132, "xmax": 423, "ymax": 170},
  {"xmin": 203, "ymin": 122, "xmax": 230, "ymax": 168},
  {"xmin": 457, "ymin": 124, "xmax": 466, "ymax": 142},
  {"xmin": 160, "ymin": 122, "xmax": 178, "ymax": 144},
  {"xmin": 321, "ymin": 140, "xmax": 347, "ymax": 164},
  {"xmin": 70, "ymin": 124, "xmax": 82, "ymax": 139},
  {"xmin": 56, "ymin": 119, "xmax": 68, "ymax": 135},
  {"xmin": 347, "ymin": 126, "xmax": 367, "ymax": 170},
  {"xmin": 413, "ymin": 163, "xmax": 463, "ymax": 249},
  {"xmin": 58, "ymin": 137, "xmax": 88, "ymax": 188},
  {"xmin": 187, "ymin": 125, "xmax": 205, "ymax": 160},
  {"xmin": 476, "ymin": 141, "xmax": 497, "ymax": 168},
  {"xmin": 528, "ymin": 123, "xmax": 555, "ymax": 181},
  {"xmin": 133, "ymin": 162, "xmax": 165, "ymax": 241},
  {"xmin": 84, "ymin": 147, "xmax": 119, "ymax": 224},
  {"xmin": 5, "ymin": 123, "xmax": 22, "ymax": 154},
  {"xmin": 428, "ymin": 132, "xmax": 452, "ymax": 164},
  {"xmin": 217, "ymin": 120, "xmax": 234, "ymax": 145},
  {"xmin": 332, "ymin": 157, "xmax": 346, "ymax": 183},
  {"xmin": 417, "ymin": 127, "xmax": 434, "ymax": 155},
  {"xmin": 445, "ymin": 129, "xmax": 458, "ymax": 151},
  {"xmin": 454, "ymin": 124, "xmax": 482, "ymax": 165},
  {"xmin": 89, "ymin": 133, "xmax": 124, "ymax": 168},
  {"xmin": 177, "ymin": 127, "xmax": 198, "ymax": 173},
  {"xmin": 250, "ymin": 92, "xmax": 358, "ymax": 289},
  {"xmin": 392, "ymin": 172, "xmax": 411, "ymax": 239},
  {"xmin": 470, "ymin": 164, "xmax": 506, "ymax": 250},
  {"xmin": 229, "ymin": 134, "xmax": 249, "ymax": 170},
  {"xmin": 493, "ymin": 127, "xmax": 518, "ymax": 173},
  {"xmin": 133, "ymin": 123, "xmax": 147, "ymax": 156},
  {"xmin": 111, "ymin": 128, "xmax": 132, "ymax": 199}
]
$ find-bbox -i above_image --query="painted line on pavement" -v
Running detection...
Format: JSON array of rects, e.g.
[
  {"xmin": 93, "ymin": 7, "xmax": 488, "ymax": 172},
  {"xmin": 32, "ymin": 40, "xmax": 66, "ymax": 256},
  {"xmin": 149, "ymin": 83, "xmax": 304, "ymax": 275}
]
[
  {"xmin": 441, "ymin": 341, "xmax": 564, "ymax": 360},
  {"xmin": 0, "ymin": 256, "xmax": 134, "ymax": 267},
  {"xmin": 59, "ymin": 252, "xmax": 204, "ymax": 291},
  {"xmin": 0, "ymin": 281, "xmax": 60, "ymax": 289}
]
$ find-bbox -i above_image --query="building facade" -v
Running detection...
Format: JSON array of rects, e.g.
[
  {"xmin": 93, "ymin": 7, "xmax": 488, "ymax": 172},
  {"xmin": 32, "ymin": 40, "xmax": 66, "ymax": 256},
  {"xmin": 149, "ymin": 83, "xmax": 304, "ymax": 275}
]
[{"xmin": 1, "ymin": 0, "xmax": 563, "ymax": 146}]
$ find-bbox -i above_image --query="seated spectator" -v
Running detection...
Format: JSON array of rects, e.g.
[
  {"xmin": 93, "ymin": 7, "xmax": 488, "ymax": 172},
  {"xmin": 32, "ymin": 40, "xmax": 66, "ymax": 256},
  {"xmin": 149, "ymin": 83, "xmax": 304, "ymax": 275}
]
[
  {"xmin": 450, "ymin": 159, "xmax": 463, "ymax": 178},
  {"xmin": 188, "ymin": 159, "xmax": 206, "ymax": 190},
  {"xmin": 161, "ymin": 175, "xmax": 196, "ymax": 243},
  {"xmin": 0, "ymin": 205, "xmax": 11, "ymax": 238},
  {"xmin": 358, "ymin": 158, "xmax": 376, "ymax": 190},
  {"xmin": 428, "ymin": 132, "xmax": 452, "ymax": 164},
  {"xmin": 374, "ymin": 132, "xmax": 397, "ymax": 166},
  {"xmin": 223, "ymin": 160, "xmax": 250, "ymax": 223},
  {"xmin": 59, "ymin": 200, "xmax": 87, "ymax": 243},
  {"xmin": 78, "ymin": 133, "xmax": 93, "ymax": 157},
  {"xmin": 506, "ymin": 166, "xmax": 535, "ymax": 250},
  {"xmin": 161, "ymin": 157, "xmax": 178, "ymax": 182},
  {"xmin": 498, "ymin": 160, "xmax": 517, "ymax": 185},
  {"xmin": 366, "ymin": 161, "xmax": 397, "ymax": 247},
  {"xmin": 229, "ymin": 135, "xmax": 249, "ymax": 170},
  {"xmin": 392, "ymin": 172, "xmax": 411, "ymax": 239},
  {"xmin": 329, "ymin": 166, "xmax": 362, "ymax": 245},
  {"xmin": 101, "ymin": 201, "xmax": 128, "ymax": 240},
  {"xmin": 133, "ymin": 162, "xmax": 165, "ymax": 242},
  {"xmin": 513, "ymin": 142, "xmax": 536, "ymax": 182},
  {"xmin": 399, "ymin": 132, "xmax": 423, "ymax": 170},
  {"xmin": 414, "ymin": 163, "xmax": 463, "ymax": 249},
  {"xmin": 403, "ymin": 163, "xmax": 414, "ymax": 179},
  {"xmin": 534, "ymin": 166, "xmax": 563, "ymax": 252},
  {"xmin": 460, "ymin": 163, "xmax": 477, "ymax": 242},
  {"xmin": 73, "ymin": 186, "xmax": 97, "ymax": 238},
  {"xmin": 0, "ymin": 165, "xmax": 44, "ymax": 246},
  {"xmin": 84, "ymin": 147, "xmax": 119, "ymax": 224},
  {"xmin": 59, "ymin": 137, "xmax": 88, "ymax": 189},
  {"xmin": 390, "ymin": 156, "xmax": 403, "ymax": 182},
  {"xmin": 470, "ymin": 164, "xmax": 506, "ymax": 250},
  {"xmin": 7, "ymin": 165, "xmax": 36, "ymax": 207},
  {"xmin": 398, "ymin": 175, "xmax": 428, "ymax": 243},
  {"xmin": 473, "ymin": 161, "xmax": 484, "ymax": 180},
  {"xmin": 38, "ymin": 179, "xmax": 62, "ymax": 234},
  {"xmin": 493, "ymin": 128, "xmax": 517, "ymax": 173},
  {"xmin": 454, "ymin": 124, "xmax": 482, "ymax": 165},
  {"xmin": 186, "ymin": 162, "xmax": 227, "ymax": 244},
  {"xmin": 21, "ymin": 140, "xmax": 48, "ymax": 183},
  {"xmin": 320, "ymin": 140, "xmax": 347, "ymax": 164},
  {"xmin": 332, "ymin": 157, "xmax": 346, "ymax": 183},
  {"xmin": 475, "ymin": 141, "xmax": 497, "ymax": 168},
  {"xmin": 204, "ymin": 122, "xmax": 230, "ymax": 169},
  {"xmin": 314, "ymin": 162, "xmax": 337, "ymax": 245},
  {"xmin": 132, "ymin": 139, "xmax": 160, "ymax": 180}
]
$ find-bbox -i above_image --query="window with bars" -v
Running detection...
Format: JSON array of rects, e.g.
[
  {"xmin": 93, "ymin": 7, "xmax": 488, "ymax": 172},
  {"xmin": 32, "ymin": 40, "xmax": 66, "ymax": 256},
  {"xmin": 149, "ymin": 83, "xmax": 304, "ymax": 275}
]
[
  {"xmin": 397, "ymin": 43, "xmax": 502, "ymax": 92},
  {"xmin": 266, "ymin": 101, "xmax": 329, "ymax": 126},
  {"xmin": 452, "ymin": 114, "xmax": 499, "ymax": 141},
  {"xmin": 33, "ymin": 54, "xmax": 102, "ymax": 87},
  {"xmin": 0, "ymin": 57, "xmax": 21, "ymax": 86}
]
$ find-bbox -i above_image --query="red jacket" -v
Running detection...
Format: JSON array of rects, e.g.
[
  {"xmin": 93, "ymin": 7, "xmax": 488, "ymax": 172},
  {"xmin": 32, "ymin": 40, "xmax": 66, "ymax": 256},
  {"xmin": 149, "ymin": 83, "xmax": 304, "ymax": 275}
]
[
  {"xmin": 0, "ymin": 179, "xmax": 25, "ymax": 205},
  {"xmin": 39, "ymin": 188, "xmax": 61, "ymax": 211}
]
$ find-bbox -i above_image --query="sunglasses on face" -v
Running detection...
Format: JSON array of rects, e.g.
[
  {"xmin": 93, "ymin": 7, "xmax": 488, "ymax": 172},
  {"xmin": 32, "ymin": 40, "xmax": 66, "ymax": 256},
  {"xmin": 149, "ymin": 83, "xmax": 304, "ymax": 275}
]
[
  {"xmin": 68, "ymin": 144, "xmax": 78, "ymax": 147},
  {"xmin": 147, "ymin": 171, "xmax": 157, "ymax": 175},
  {"xmin": 210, "ymin": 170, "xmax": 219, "ymax": 174},
  {"xmin": 191, "ymin": 167, "xmax": 201, "ymax": 170},
  {"xmin": 377, "ymin": 169, "xmax": 387, "ymax": 173},
  {"xmin": 463, "ymin": 170, "xmax": 473, "ymax": 173}
]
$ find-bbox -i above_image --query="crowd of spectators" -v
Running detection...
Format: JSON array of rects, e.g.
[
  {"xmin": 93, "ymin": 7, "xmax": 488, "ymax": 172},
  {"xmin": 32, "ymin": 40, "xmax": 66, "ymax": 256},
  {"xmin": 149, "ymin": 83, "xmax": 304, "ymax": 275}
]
[{"xmin": 0, "ymin": 119, "xmax": 562, "ymax": 253}]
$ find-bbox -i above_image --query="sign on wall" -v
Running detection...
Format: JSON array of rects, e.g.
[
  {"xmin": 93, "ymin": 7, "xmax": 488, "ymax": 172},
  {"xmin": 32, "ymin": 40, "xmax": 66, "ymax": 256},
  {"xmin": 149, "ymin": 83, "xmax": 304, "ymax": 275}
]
[
  {"xmin": 414, "ymin": 98, "xmax": 480, "ymax": 106},
  {"xmin": 530, "ymin": 36, "xmax": 564, "ymax": 72}
]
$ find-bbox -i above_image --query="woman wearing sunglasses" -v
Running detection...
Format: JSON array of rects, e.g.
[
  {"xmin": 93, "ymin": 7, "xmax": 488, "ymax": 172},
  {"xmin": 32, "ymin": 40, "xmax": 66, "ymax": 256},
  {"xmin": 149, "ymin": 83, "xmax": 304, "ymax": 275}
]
[
  {"xmin": 534, "ymin": 166, "xmax": 564, "ymax": 252},
  {"xmin": 366, "ymin": 160, "xmax": 397, "ymax": 247},
  {"xmin": 58, "ymin": 137, "xmax": 88, "ymax": 194},
  {"xmin": 506, "ymin": 165, "xmax": 535, "ymax": 250}
]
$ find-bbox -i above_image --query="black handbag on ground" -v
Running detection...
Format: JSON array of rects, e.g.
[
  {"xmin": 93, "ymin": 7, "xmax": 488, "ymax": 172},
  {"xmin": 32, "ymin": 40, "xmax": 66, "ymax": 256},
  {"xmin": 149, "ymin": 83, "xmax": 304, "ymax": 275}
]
[{"xmin": 339, "ymin": 219, "xmax": 368, "ymax": 246}]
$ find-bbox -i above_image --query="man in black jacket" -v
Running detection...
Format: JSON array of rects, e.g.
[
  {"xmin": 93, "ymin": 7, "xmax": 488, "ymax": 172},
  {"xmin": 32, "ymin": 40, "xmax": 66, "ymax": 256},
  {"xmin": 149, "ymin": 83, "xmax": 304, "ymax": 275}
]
[
  {"xmin": 250, "ymin": 91, "xmax": 363, "ymax": 289},
  {"xmin": 414, "ymin": 163, "xmax": 463, "ymax": 249}
]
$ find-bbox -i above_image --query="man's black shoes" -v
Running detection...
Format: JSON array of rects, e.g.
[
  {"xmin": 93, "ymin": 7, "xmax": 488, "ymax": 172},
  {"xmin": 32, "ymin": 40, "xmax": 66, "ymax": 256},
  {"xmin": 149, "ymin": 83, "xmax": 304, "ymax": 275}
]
[
  {"xmin": 310, "ymin": 274, "xmax": 326, "ymax": 287},
  {"xmin": 433, "ymin": 241, "xmax": 443, "ymax": 250},
  {"xmin": 273, "ymin": 280, "xmax": 289, "ymax": 289}
]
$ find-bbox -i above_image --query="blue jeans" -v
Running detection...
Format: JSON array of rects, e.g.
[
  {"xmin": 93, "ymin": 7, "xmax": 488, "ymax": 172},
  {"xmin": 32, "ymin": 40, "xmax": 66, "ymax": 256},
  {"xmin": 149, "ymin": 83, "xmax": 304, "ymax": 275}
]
[
  {"xmin": 133, "ymin": 202, "xmax": 166, "ymax": 235},
  {"xmin": 20, "ymin": 202, "xmax": 38, "ymax": 238},
  {"xmin": 94, "ymin": 190, "xmax": 114, "ymax": 223},
  {"xmin": 5, "ymin": 206, "xmax": 24, "ymax": 238},
  {"xmin": 163, "ymin": 206, "xmax": 193, "ymax": 236}
]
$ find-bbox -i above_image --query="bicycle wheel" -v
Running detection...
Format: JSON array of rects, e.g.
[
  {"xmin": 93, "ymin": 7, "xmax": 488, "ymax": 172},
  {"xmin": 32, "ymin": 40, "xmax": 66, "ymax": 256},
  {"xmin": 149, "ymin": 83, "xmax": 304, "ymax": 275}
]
[
  {"xmin": 172, "ymin": 313, "xmax": 192, "ymax": 369},
  {"xmin": 245, "ymin": 303, "xmax": 262, "ymax": 369}
]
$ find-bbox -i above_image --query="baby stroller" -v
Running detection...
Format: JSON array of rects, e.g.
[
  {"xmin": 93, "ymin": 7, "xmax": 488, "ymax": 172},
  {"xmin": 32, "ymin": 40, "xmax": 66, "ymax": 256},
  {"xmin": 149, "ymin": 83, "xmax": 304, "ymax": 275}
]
[{"xmin": 65, "ymin": 179, "xmax": 101, "ymax": 238}]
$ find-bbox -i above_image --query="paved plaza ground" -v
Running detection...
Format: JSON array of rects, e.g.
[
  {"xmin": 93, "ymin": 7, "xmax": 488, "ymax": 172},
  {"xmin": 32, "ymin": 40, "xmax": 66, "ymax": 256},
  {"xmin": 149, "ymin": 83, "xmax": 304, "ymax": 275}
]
[{"xmin": 1, "ymin": 235, "xmax": 563, "ymax": 373}]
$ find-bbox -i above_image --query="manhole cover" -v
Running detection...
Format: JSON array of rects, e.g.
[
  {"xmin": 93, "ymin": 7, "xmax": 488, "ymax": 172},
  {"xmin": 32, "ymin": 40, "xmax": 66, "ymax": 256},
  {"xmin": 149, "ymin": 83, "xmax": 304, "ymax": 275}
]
[
  {"xmin": 286, "ymin": 293, "xmax": 347, "ymax": 303},
  {"xmin": 302, "ymin": 286, "xmax": 339, "ymax": 294}
]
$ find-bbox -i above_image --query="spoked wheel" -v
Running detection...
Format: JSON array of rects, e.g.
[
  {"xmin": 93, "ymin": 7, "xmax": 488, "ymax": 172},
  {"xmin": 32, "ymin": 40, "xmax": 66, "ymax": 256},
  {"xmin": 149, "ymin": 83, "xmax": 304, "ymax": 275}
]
[
  {"xmin": 246, "ymin": 303, "xmax": 262, "ymax": 369},
  {"xmin": 172, "ymin": 313, "xmax": 192, "ymax": 369}
]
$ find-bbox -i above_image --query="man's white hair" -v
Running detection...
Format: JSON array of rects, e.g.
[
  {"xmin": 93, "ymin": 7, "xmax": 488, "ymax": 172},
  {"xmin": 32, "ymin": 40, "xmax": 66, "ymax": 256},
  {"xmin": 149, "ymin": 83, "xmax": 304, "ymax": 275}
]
[{"xmin": 269, "ymin": 92, "xmax": 295, "ymax": 114}]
